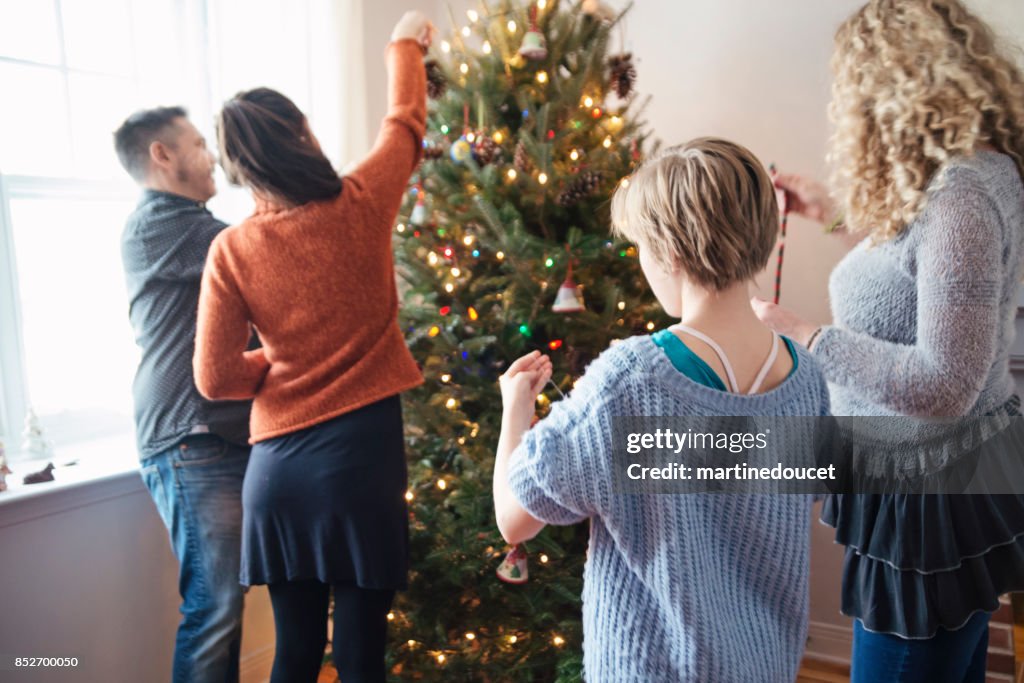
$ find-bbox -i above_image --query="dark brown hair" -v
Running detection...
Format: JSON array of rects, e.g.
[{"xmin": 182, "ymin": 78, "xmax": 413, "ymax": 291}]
[
  {"xmin": 113, "ymin": 105, "xmax": 187, "ymax": 181},
  {"xmin": 217, "ymin": 88, "xmax": 342, "ymax": 206}
]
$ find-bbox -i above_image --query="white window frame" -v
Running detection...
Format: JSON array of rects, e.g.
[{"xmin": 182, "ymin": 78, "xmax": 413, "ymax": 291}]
[
  {"xmin": 0, "ymin": 0, "xmax": 203, "ymax": 459},
  {"xmin": 0, "ymin": 174, "xmax": 137, "ymax": 459}
]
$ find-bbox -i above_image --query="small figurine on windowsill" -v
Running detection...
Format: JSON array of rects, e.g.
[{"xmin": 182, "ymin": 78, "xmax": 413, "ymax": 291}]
[
  {"xmin": 0, "ymin": 440, "xmax": 11, "ymax": 493},
  {"xmin": 23, "ymin": 462, "xmax": 55, "ymax": 485},
  {"xmin": 21, "ymin": 408, "xmax": 53, "ymax": 459}
]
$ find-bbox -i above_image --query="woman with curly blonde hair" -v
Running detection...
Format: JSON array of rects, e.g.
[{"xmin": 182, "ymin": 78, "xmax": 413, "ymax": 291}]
[{"xmin": 752, "ymin": 1, "xmax": 1024, "ymax": 680}]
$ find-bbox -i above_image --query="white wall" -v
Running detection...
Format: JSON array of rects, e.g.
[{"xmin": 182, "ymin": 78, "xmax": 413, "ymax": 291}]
[
  {"xmin": 361, "ymin": 0, "xmax": 450, "ymax": 157},
  {"xmin": 0, "ymin": 476, "xmax": 275, "ymax": 683}
]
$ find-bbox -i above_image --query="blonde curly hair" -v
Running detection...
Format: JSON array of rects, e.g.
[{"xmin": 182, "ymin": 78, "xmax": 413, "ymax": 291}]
[{"xmin": 829, "ymin": 0, "xmax": 1024, "ymax": 242}]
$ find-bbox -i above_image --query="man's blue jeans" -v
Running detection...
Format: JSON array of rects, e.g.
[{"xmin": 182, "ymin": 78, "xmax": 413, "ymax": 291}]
[{"xmin": 140, "ymin": 434, "xmax": 250, "ymax": 683}]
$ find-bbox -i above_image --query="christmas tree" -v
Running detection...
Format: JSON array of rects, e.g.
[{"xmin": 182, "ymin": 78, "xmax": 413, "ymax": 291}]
[{"xmin": 388, "ymin": 1, "xmax": 667, "ymax": 679}]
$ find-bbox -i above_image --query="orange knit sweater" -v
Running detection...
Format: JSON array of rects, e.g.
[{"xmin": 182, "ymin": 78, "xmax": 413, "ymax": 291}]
[{"xmin": 193, "ymin": 39, "xmax": 426, "ymax": 442}]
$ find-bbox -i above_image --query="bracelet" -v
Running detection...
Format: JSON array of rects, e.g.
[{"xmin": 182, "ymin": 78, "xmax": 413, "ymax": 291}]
[{"xmin": 806, "ymin": 326, "xmax": 823, "ymax": 350}]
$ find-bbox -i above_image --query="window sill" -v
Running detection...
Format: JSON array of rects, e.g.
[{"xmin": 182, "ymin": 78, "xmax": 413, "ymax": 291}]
[{"xmin": 0, "ymin": 434, "xmax": 141, "ymax": 528}]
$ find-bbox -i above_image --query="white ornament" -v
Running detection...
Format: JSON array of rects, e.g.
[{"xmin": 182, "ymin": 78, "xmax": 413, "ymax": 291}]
[
  {"xmin": 518, "ymin": 30, "xmax": 548, "ymax": 61},
  {"xmin": 22, "ymin": 408, "xmax": 54, "ymax": 459},
  {"xmin": 496, "ymin": 544, "xmax": 529, "ymax": 584},
  {"xmin": 552, "ymin": 278, "xmax": 585, "ymax": 313},
  {"xmin": 410, "ymin": 198, "xmax": 428, "ymax": 226}
]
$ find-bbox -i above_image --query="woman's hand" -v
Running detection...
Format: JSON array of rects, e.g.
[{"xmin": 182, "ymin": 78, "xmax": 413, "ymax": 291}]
[
  {"xmin": 391, "ymin": 10, "xmax": 436, "ymax": 49},
  {"xmin": 773, "ymin": 173, "xmax": 837, "ymax": 226},
  {"xmin": 499, "ymin": 351, "xmax": 553, "ymax": 434},
  {"xmin": 751, "ymin": 297, "xmax": 820, "ymax": 348}
]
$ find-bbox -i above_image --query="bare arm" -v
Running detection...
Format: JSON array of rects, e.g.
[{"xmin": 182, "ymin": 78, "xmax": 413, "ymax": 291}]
[
  {"xmin": 494, "ymin": 415, "xmax": 547, "ymax": 545},
  {"xmin": 494, "ymin": 351, "xmax": 550, "ymax": 545}
]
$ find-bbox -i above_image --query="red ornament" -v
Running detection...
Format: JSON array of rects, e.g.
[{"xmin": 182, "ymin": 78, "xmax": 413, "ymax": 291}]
[
  {"xmin": 440, "ymin": 306, "xmax": 451, "ymax": 316},
  {"xmin": 547, "ymin": 129, "xmax": 555, "ymax": 140}
]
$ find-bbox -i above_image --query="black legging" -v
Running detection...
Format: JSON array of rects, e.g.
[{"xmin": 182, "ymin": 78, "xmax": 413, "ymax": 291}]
[{"xmin": 267, "ymin": 579, "xmax": 395, "ymax": 683}]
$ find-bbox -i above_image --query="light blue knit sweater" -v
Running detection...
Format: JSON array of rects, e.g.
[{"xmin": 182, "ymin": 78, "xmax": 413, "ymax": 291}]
[
  {"xmin": 813, "ymin": 151, "xmax": 1024, "ymax": 417},
  {"xmin": 508, "ymin": 334, "xmax": 831, "ymax": 682}
]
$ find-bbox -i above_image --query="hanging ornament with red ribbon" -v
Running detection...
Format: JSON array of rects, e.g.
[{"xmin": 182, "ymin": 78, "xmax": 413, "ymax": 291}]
[
  {"xmin": 410, "ymin": 183, "xmax": 428, "ymax": 226},
  {"xmin": 552, "ymin": 247, "xmax": 586, "ymax": 313},
  {"xmin": 496, "ymin": 543, "xmax": 529, "ymax": 584},
  {"xmin": 519, "ymin": 4, "xmax": 548, "ymax": 60},
  {"xmin": 450, "ymin": 104, "xmax": 474, "ymax": 164}
]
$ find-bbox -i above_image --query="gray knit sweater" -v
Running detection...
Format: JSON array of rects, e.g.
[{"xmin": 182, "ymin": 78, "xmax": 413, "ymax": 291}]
[
  {"xmin": 508, "ymin": 335, "xmax": 830, "ymax": 682},
  {"xmin": 813, "ymin": 151, "xmax": 1024, "ymax": 417}
]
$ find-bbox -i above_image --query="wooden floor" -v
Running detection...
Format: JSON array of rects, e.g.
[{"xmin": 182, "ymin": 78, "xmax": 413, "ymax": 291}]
[
  {"xmin": 796, "ymin": 657, "xmax": 851, "ymax": 682},
  {"xmin": 1015, "ymin": 593, "xmax": 1024, "ymax": 683},
  {"xmin": 316, "ymin": 657, "xmax": 851, "ymax": 682}
]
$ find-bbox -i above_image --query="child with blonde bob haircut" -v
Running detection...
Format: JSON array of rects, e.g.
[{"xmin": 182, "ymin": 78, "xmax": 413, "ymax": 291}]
[{"xmin": 493, "ymin": 137, "xmax": 831, "ymax": 682}]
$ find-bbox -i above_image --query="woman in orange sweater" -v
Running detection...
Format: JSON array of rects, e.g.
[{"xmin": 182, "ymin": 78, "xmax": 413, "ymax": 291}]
[{"xmin": 193, "ymin": 12, "xmax": 432, "ymax": 683}]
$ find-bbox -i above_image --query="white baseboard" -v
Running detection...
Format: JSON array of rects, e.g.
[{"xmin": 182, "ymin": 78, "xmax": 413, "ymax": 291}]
[
  {"xmin": 240, "ymin": 644, "xmax": 275, "ymax": 683},
  {"xmin": 805, "ymin": 620, "xmax": 853, "ymax": 665}
]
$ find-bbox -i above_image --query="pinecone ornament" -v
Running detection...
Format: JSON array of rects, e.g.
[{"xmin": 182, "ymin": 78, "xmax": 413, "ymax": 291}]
[
  {"xmin": 472, "ymin": 134, "xmax": 500, "ymax": 166},
  {"xmin": 556, "ymin": 170, "xmax": 602, "ymax": 206},
  {"xmin": 513, "ymin": 141, "xmax": 533, "ymax": 173},
  {"xmin": 608, "ymin": 53, "xmax": 636, "ymax": 99},
  {"xmin": 425, "ymin": 60, "xmax": 447, "ymax": 100},
  {"xmin": 422, "ymin": 142, "xmax": 445, "ymax": 161}
]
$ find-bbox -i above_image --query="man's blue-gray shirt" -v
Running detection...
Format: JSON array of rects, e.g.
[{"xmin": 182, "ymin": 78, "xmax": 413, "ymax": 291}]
[{"xmin": 121, "ymin": 189, "xmax": 250, "ymax": 460}]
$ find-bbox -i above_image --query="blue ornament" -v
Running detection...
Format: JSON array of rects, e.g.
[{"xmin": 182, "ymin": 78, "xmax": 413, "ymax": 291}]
[{"xmin": 450, "ymin": 137, "xmax": 473, "ymax": 163}]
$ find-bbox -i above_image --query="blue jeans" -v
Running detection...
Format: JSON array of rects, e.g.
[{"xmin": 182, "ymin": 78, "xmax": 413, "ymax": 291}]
[
  {"xmin": 141, "ymin": 434, "xmax": 250, "ymax": 683},
  {"xmin": 852, "ymin": 611, "xmax": 991, "ymax": 683}
]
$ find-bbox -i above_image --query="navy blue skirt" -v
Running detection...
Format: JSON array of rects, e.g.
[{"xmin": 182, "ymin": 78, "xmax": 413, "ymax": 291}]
[{"xmin": 240, "ymin": 394, "xmax": 409, "ymax": 590}]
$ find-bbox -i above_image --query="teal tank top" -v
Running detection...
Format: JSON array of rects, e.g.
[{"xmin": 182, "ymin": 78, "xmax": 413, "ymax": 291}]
[{"xmin": 651, "ymin": 328, "xmax": 798, "ymax": 392}]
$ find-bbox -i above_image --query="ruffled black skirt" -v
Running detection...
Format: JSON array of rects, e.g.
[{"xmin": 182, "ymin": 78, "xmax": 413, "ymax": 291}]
[{"xmin": 821, "ymin": 394, "xmax": 1024, "ymax": 638}]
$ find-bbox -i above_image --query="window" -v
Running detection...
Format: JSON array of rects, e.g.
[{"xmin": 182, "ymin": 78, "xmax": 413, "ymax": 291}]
[
  {"xmin": 0, "ymin": 0, "xmax": 353, "ymax": 460},
  {"xmin": 3, "ymin": 180, "xmax": 139, "ymax": 448}
]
